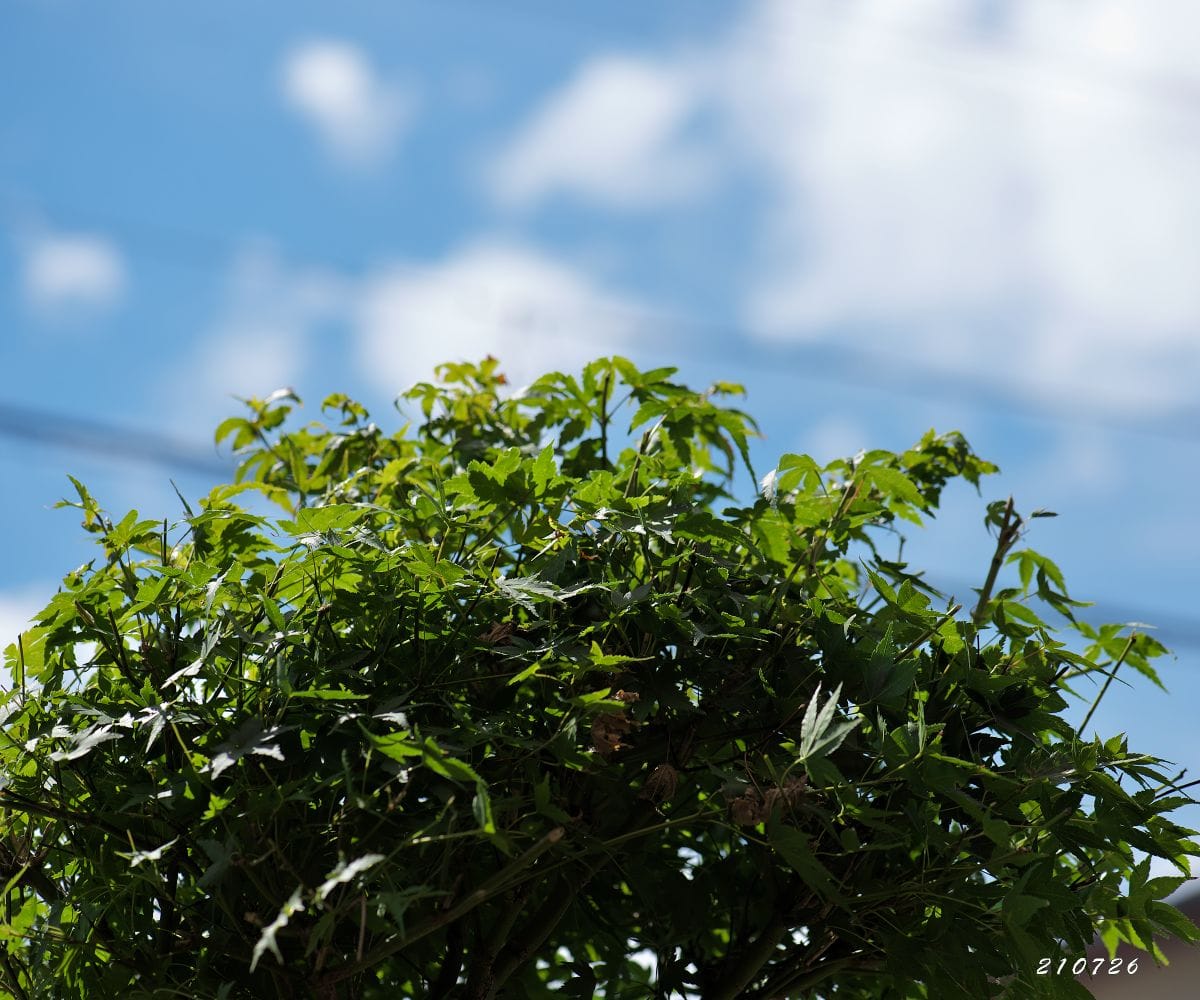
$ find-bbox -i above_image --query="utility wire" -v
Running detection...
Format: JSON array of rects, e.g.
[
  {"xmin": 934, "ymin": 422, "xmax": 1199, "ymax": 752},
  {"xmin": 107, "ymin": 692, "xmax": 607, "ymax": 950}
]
[
  {"xmin": 924, "ymin": 575, "xmax": 1200, "ymax": 652},
  {"xmin": 8, "ymin": 194, "xmax": 1200, "ymax": 449},
  {"xmin": 0, "ymin": 401, "xmax": 231, "ymax": 479},
  {"xmin": 658, "ymin": 335, "xmax": 1200, "ymax": 447},
  {"xmin": 2, "ymin": 394, "xmax": 1199, "ymax": 649}
]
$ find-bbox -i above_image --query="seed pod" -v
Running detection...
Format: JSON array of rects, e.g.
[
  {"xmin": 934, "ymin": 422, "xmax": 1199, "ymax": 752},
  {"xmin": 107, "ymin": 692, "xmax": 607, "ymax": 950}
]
[
  {"xmin": 730, "ymin": 789, "xmax": 768, "ymax": 826},
  {"xmin": 639, "ymin": 763, "xmax": 679, "ymax": 805},
  {"xmin": 591, "ymin": 713, "xmax": 632, "ymax": 757}
]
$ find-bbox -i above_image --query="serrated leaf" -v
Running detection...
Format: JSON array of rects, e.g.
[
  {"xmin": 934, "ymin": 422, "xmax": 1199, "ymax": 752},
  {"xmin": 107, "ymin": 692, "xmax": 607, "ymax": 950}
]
[
  {"xmin": 768, "ymin": 821, "xmax": 843, "ymax": 902},
  {"xmin": 250, "ymin": 887, "xmax": 305, "ymax": 972},
  {"xmin": 315, "ymin": 854, "xmax": 386, "ymax": 905},
  {"xmin": 863, "ymin": 464, "xmax": 923, "ymax": 507},
  {"xmin": 495, "ymin": 575, "xmax": 561, "ymax": 610},
  {"xmin": 588, "ymin": 641, "xmax": 651, "ymax": 669},
  {"xmin": 422, "ymin": 738, "xmax": 482, "ymax": 786},
  {"xmin": 50, "ymin": 723, "xmax": 121, "ymax": 762},
  {"xmin": 532, "ymin": 444, "xmax": 557, "ymax": 491},
  {"xmin": 1003, "ymin": 891, "xmax": 1049, "ymax": 929},
  {"xmin": 206, "ymin": 721, "xmax": 292, "ymax": 779},
  {"xmin": 1148, "ymin": 900, "xmax": 1200, "ymax": 943},
  {"xmin": 120, "ymin": 837, "xmax": 179, "ymax": 868},
  {"xmin": 798, "ymin": 682, "xmax": 861, "ymax": 764},
  {"xmin": 367, "ymin": 730, "xmax": 421, "ymax": 762}
]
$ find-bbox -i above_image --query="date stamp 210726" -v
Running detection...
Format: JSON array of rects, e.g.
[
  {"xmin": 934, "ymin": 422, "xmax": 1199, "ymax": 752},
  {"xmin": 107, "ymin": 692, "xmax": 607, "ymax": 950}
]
[{"xmin": 1037, "ymin": 956, "xmax": 1139, "ymax": 977}]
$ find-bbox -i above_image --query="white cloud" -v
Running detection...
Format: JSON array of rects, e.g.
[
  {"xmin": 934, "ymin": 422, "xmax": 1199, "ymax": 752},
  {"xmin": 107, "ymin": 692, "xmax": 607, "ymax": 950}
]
[
  {"xmin": 21, "ymin": 230, "xmax": 126, "ymax": 316},
  {"xmin": 489, "ymin": 0, "xmax": 1200, "ymax": 416},
  {"xmin": 0, "ymin": 591, "xmax": 39, "ymax": 649},
  {"xmin": 488, "ymin": 55, "xmax": 713, "ymax": 209},
  {"xmin": 165, "ymin": 244, "xmax": 346, "ymax": 433},
  {"xmin": 0, "ymin": 587, "xmax": 43, "ymax": 688},
  {"xmin": 281, "ymin": 40, "xmax": 413, "ymax": 168},
  {"xmin": 730, "ymin": 0, "xmax": 1200, "ymax": 415},
  {"xmin": 165, "ymin": 237, "xmax": 645, "ymax": 439},
  {"xmin": 355, "ymin": 241, "xmax": 646, "ymax": 392},
  {"xmin": 800, "ymin": 417, "xmax": 869, "ymax": 465},
  {"xmin": 1011, "ymin": 425, "xmax": 1123, "ymax": 504}
]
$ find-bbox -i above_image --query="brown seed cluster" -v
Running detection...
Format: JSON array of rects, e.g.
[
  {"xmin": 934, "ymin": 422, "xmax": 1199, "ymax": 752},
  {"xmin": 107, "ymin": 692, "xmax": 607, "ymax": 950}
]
[
  {"xmin": 590, "ymin": 713, "xmax": 633, "ymax": 756},
  {"xmin": 729, "ymin": 776, "xmax": 808, "ymax": 826},
  {"xmin": 477, "ymin": 621, "xmax": 517, "ymax": 646},
  {"xmin": 638, "ymin": 763, "xmax": 680, "ymax": 805},
  {"xmin": 588, "ymin": 690, "xmax": 641, "ymax": 757}
]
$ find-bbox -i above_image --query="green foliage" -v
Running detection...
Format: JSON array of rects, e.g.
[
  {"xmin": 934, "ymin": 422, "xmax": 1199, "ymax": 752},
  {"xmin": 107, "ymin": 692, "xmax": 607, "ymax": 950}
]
[{"xmin": 1, "ymin": 356, "xmax": 1196, "ymax": 999}]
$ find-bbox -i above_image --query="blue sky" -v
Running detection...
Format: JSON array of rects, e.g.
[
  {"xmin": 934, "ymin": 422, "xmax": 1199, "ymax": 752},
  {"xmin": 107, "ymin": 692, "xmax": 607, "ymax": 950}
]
[{"xmin": 3, "ymin": 1, "xmax": 1199, "ymax": 840}]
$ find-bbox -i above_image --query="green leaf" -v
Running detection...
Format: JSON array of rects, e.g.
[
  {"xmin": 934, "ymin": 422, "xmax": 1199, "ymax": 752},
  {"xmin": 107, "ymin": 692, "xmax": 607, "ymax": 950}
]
[
  {"xmin": 422, "ymin": 738, "xmax": 483, "ymax": 786},
  {"xmin": 533, "ymin": 444, "xmax": 557, "ymax": 491},
  {"xmin": 862, "ymin": 464, "xmax": 924, "ymax": 507},
  {"xmin": 773, "ymin": 453, "xmax": 823, "ymax": 497},
  {"xmin": 261, "ymin": 595, "xmax": 287, "ymax": 632},
  {"xmin": 315, "ymin": 854, "xmax": 386, "ymax": 905},
  {"xmin": 767, "ymin": 821, "xmax": 843, "ymax": 903},
  {"xmin": 864, "ymin": 625, "xmax": 918, "ymax": 708},
  {"xmin": 1148, "ymin": 900, "xmax": 1200, "ymax": 943},
  {"xmin": 588, "ymin": 641, "xmax": 652, "ymax": 669},
  {"xmin": 250, "ymin": 887, "xmax": 305, "ymax": 972},
  {"xmin": 285, "ymin": 504, "xmax": 365, "ymax": 535},
  {"xmin": 534, "ymin": 774, "xmax": 572, "ymax": 823},
  {"xmin": 1003, "ymin": 891, "xmax": 1049, "ymax": 929},
  {"xmin": 495, "ymin": 575, "xmax": 561, "ymax": 610},
  {"xmin": 472, "ymin": 784, "xmax": 496, "ymax": 834},
  {"xmin": 366, "ymin": 729, "xmax": 422, "ymax": 762},
  {"xmin": 798, "ymin": 682, "xmax": 861, "ymax": 764}
]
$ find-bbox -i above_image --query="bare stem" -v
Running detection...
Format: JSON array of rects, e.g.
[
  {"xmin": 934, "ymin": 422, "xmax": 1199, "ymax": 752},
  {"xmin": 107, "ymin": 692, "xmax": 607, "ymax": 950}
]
[
  {"xmin": 319, "ymin": 827, "xmax": 564, "ymax": 985},
  {"xmin": 706, "ymin": 908, "xmax": 791, "ymax": 1000},
  {"xmin": 1079, "ymin": 635, "xmax": 1136, "ymax": 735},
  {"xmin": 972, "ymin": 497, "xmax": 1022, "ymax": 626}
]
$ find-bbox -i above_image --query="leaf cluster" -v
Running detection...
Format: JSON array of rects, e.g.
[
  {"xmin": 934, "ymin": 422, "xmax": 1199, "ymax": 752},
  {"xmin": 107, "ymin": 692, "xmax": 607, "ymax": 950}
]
[{"xmin": 1, "ymin": 357, "xmax": 1196, "ymax": 999}]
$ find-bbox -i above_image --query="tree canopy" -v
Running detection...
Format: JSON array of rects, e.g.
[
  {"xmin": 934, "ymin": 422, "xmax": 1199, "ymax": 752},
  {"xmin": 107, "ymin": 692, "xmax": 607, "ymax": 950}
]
[{"xmin": 1, "ymin": 356, "xmax": 1196, "ymax": 999}]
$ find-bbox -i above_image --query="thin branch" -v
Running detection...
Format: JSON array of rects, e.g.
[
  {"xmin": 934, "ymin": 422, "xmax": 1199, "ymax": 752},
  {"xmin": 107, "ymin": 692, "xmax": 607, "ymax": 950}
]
[
  {"xmin": 598, "ymin": 370, "xmax": 612, "ymax": 466},
  {"xmin": 488, "ymin": 867, "xmax": 598, "ymax": 993},
  {"xmin": 972, "ymin": 496, "xmax": 1022, "ymax": 625},
  {"xmin": 705, "ymin": 908, "xmax": 791, "ymax": 1000},
  {"xmin": 1079, "ymin": 634, "xmax": 1136, "ymax": 734},
  {"xmin": 0, "ymin": 950, "xmax": 32, "ymax": 1000},
  {"xmin": 318, "ymin": 826, "xmax": 564, "ymax": 985},
  {"xmin": 898, "ymin": 604, "xmax": 963, "ymax": 660}
]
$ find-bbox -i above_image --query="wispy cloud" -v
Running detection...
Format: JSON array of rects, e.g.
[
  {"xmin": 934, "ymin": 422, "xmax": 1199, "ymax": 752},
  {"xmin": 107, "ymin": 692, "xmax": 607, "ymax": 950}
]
[
  {"xmin": 354, "ymin": 241, "xmax": 646, "ymax": 392},
  {"xmin": 0, "ymin": 586, "xmax": 44, "ymax": 687},
  {"xmin": 487, "ymin": 0, "xmax": 1200, "ymax": 417},
  {"xmin": 164, "ymin": 243, "xmax": 346, "ymax": 433},
  {"xmin": 487, "ymin": 55, "xmax": 714, "ymax": 210},
  {"xmin": 280, "ymin": 39, "xmax": 414, "ymax": 168},
  {"xmin": 0, "ymin": 590, "xmax": 39, "ymax": 648},
  {"xmin": 725, "ymin": 0, "xmax": 1200, "ymax": 416},
  {"xmin": 163, "ymin": 232, "xmax": 649, "ymax": 440},
  {"xmin": 20, "ymin": 228, "xmax": 126, "ymax": 318}
]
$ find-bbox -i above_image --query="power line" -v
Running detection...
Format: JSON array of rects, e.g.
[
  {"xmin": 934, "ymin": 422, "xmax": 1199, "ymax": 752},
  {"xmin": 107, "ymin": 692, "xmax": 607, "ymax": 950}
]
[
  {"xmin": 0, "ymin": 401, "xmax": 231, "ymax": 479},
  {"xmin": 8, "ymin": 193, "xmax": 1200, "ymax": 450},
  {"xmin": 925, "ymin": 575, "xmax": 1200, "ymax": 652},
  {"xmin": 2, "ymin": 395, "xmax": 1199, "ymax": 650},
  {"xmin": 669, "ymin": 338, "xmax": 1200, "ymax": 447}
]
